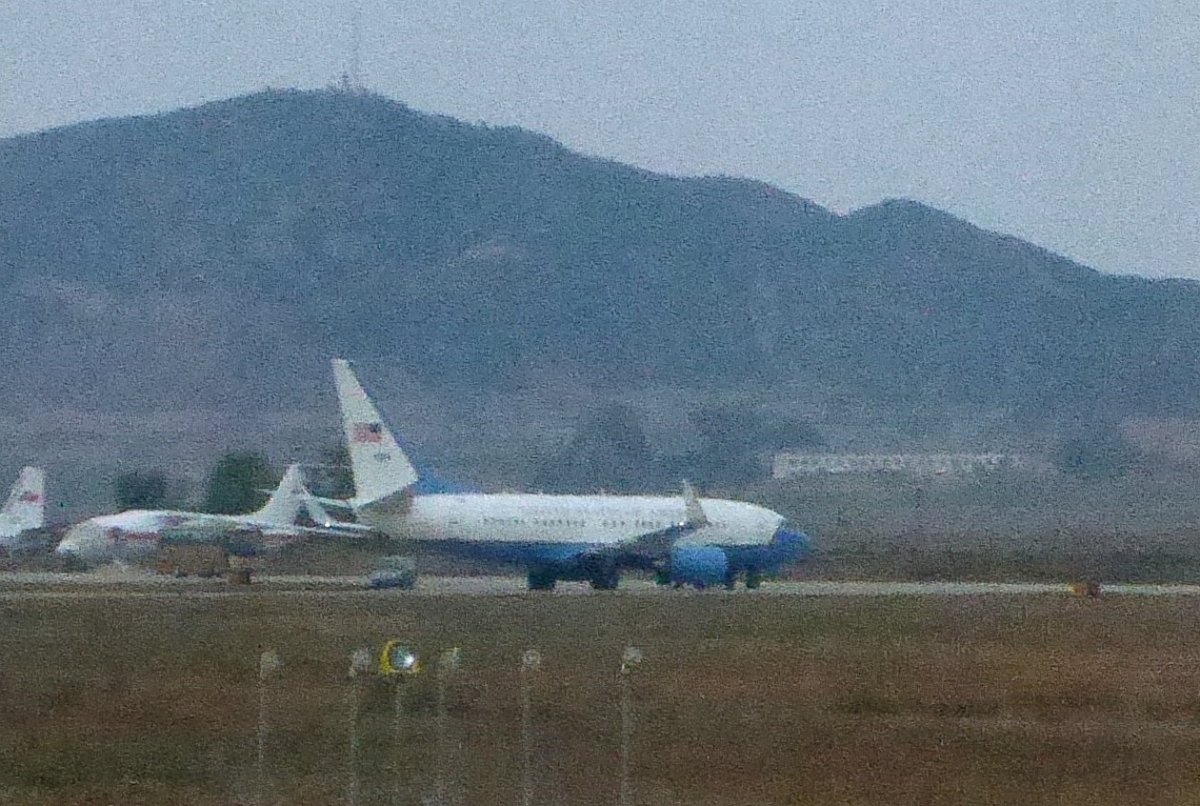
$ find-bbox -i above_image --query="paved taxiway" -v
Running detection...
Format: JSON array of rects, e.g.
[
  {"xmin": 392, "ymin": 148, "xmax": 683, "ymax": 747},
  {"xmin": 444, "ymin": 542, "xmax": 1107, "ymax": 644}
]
[{"xmin": 0, "ymin": 571, "xmax": 1198, "ymax": 600}]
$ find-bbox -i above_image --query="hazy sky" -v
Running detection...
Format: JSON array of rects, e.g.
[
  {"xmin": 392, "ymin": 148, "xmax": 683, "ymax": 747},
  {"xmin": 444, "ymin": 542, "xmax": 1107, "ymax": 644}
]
[{"xmin": 3, "ymin": 0, "xmax": 1197, "ymax": 279}]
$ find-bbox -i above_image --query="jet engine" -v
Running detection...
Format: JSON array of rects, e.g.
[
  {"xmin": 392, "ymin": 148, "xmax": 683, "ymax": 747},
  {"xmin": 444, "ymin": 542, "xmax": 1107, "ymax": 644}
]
[{"xmin": 664, "ymin": 545, "xmax": 729, "ymax": 588}]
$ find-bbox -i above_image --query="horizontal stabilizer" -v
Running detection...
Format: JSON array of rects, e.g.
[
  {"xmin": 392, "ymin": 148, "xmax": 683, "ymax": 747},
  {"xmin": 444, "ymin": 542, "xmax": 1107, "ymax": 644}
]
[{"xmin": 307, "ymin": 495, "xmax": 357, "ymax": 511}]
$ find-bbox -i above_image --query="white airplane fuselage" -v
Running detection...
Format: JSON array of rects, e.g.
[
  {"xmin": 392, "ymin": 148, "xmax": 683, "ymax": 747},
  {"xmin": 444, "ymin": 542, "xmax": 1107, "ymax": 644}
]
[
  {"xmin": 331, "ymin": 358, "xmax": 812, "ymax": 588},
  {"xmin": 57, "ymin": 510, "xmax": 194, "ymax": 564},
  {"xmin": 55, "ymin": 509, "xmax": 309, "ymax": 566},
  {"xmin": 55, "ymin": 465, "xmax": 335, "ymax": 567},
  {"xmin": 361, "ymin": 492, "xmax": 791, "ymax": 566}
]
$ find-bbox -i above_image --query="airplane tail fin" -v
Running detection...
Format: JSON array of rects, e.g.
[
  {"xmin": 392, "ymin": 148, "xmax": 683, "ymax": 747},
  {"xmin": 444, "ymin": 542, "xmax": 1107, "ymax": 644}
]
[
  {"xmin": 331, "ymin": 359, "xmax": 420, "ymax": 504},
  {"xmin": 2, "ymin": 467, "xmax": 44, "ymax": 529},
  {"xmin": 254, "ymin": 464, "xmax": 312, "ymax": 526}
]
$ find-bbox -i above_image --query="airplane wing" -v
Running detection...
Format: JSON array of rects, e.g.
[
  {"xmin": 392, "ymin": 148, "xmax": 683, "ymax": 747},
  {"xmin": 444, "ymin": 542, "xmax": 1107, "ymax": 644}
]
[
  {"xmin": 593, "ymin": 481, "xmax": 711, "ymax": 561},
  {"xmin": 155, "ymin": 513, "xmax": 267, "ymax": 542},
  {"xmin": 286, "ymin": 521, "xmax": 377, "ymax": 538},
  {"xmin": 257, "ymin": 522, "xmax": 377, "ymax": 539}
]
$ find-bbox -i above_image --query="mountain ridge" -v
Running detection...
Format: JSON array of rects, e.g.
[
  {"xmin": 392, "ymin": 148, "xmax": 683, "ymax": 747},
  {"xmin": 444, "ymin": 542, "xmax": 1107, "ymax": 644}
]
[{"xmin": 2, "ymin": 88, "xmax": 1197, "ymax": 437}]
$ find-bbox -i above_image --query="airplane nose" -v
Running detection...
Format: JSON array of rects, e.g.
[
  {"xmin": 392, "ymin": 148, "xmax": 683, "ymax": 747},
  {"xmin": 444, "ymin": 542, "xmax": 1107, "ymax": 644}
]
[{"xmin": 771, "ymin": 527, "xmax": 812, "ymax": 559}]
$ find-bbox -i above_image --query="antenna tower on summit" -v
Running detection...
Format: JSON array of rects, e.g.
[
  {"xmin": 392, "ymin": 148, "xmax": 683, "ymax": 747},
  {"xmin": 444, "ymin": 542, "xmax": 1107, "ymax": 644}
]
[{"xmin": 339, "ymin": 3, "xmax": 364, "ymax": 92}]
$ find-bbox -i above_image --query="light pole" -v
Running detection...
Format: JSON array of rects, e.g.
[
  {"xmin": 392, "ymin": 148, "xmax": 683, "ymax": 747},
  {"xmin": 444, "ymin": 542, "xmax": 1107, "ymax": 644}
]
[
  {"xmin": 345, "ymin": 648, "xmax": 373, "ymax": 806},
  {"xmin": 379, "ymin": 641, "xmax": 421, "ymax": 804},
  {"xmin": 434, "ymin": 647, "xmax": 462, "ymax": 804},
  {"xmin": 255, "ymin": 648, "xmax": 282, "ymax": 806},
  {"xmin": 520, "ymin": 649, "xmax": 542, "ymax": 806},
  {"xmin": 619, "ymin": 646, "xmax": 644, "ymax": 806}
]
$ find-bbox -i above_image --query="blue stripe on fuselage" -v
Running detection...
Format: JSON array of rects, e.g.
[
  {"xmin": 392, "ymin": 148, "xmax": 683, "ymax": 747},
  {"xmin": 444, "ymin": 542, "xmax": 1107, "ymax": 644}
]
[
  {"xmin": 415, "ymin": 538, "xmax": 598, "ymax": 566},
  {"xmin": 404, "ymin": 526, "xmax": 810, "ymax": 572}
]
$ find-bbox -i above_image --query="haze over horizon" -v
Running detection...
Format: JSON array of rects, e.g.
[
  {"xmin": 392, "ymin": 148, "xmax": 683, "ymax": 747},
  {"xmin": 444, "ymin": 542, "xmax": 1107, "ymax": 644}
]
[{"xmin": 3, "ymin": 0, "xmax": 1197, "ymax": 281}]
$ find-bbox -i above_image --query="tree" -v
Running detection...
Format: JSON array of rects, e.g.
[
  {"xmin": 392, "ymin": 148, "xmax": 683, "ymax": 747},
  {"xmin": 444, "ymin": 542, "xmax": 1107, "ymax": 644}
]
[
  {"xmin": 533, "ymin": 404, "xmax": 662, "ymax": 492},
  {"xmin": 686, "ymin": 406, "xmax": 825, "ymax": 488},
  {"xmin": 114, "ymin": 470, "xmax": 169, "ymax": 510},
  {"xmin": 203, "ymin": 452, "xmax": 276, "ymax": 514},
  {"xmin": 307, "ymin": 444, "xmax": 355, "ymax": 500}
]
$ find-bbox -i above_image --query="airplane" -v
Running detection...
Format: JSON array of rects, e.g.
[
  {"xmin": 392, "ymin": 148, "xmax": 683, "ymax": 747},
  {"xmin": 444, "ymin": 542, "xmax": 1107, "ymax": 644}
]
[
  {"xmin": 0, "ymin": 467, "xmax": 45, "ymax": 549},
  {"xmin": 330, "ymin": 359, "xmax": 810, "ymax": 590},
  {"xmin": 54, "ymin": 464, "xmax": 351, "ymax": 567}
]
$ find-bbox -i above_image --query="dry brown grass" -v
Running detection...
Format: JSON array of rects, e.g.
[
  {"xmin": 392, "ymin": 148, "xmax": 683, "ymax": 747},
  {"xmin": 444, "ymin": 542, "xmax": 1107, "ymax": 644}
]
[{"xmin": 2, "ymin": 591, "xmax": 1200, "ymax": 804}]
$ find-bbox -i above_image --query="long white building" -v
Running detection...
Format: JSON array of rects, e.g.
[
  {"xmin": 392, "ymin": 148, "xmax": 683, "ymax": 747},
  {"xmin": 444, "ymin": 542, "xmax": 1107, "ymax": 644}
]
[{"xmin": 772, "ymin": 453, "xmax": 1042, "ymax": 479}]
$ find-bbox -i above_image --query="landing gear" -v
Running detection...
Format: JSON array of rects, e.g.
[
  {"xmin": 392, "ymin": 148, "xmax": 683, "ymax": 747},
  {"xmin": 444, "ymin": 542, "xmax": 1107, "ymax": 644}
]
[
  {"xmin": 589, "ymin": 565, "xmax": 620, "ymax": 591},
  {"xmin": 528, "ymin": 567, "xmax": 557, "ymax": 591},
  {"xmin": 723, "ymin": 569, "xmax": 738, "ymax": 591},
  {"xmin": 745, "ymin": 569, "xmax": 763, "ymax": 590}
]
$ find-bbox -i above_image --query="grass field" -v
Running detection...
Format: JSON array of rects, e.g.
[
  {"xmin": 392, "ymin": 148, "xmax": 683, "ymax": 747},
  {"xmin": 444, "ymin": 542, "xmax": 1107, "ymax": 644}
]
[{"xmin": 2, "ymin": 590, "xmax": 1200, "ymax": 804}]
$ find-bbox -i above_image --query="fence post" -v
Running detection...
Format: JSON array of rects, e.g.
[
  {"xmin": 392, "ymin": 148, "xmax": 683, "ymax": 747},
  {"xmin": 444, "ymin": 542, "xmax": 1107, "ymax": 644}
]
[
  {"xmin": 255, "ymin": 649, "xmax": 282, "ymax": 806},
  {"xmin": 618, "ymin": 647, "xmax": 644, "ymax": 806},
  {"xmin": 433, "ymin": 647, "xmax": 462, "ymax": 804},
  {"xmin": 346, "ymin": 648, "xmax": 372, "ymax": 806},
  {"xmin": 379, "ymin": 641, "xmax": 421, "ymax": 803},
  {"xmin": 520, "ymin": 649, "xmax": 542, "ymax": 806}
]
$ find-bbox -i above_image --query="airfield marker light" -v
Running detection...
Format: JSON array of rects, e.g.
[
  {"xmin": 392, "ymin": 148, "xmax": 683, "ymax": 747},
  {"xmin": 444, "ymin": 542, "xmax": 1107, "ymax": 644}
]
[
  {"xmin": 520, "ymin": 649, "xmax": 543, "ymax": 806},
  {"xmin": 379, "ymin": 640, "xmax": 421, "ymax": 676},
  {"xmin": 377, "ymin": 641, "xmax": 422, "ymax": 802},
  {"xmin": 620, "ymin": 646, "xmax": 644, "ymax": 675},
  {"xmin": 255, "ymin": 649, "xmax": 283, "ymax": 806},
  {"xmin": 440, "ymin": 645, "xmax": 463, "ymax": 672},
  {"xmin": 259, "ymin": 649, "xmax": 283, "ymax": 680},
  {"xmin": 348, "ymin": 647, "xmax": 373, "ymax": 679},
  {"xmin": 618, "ymin": 646, "xmax": 645, "ymax": 806}
]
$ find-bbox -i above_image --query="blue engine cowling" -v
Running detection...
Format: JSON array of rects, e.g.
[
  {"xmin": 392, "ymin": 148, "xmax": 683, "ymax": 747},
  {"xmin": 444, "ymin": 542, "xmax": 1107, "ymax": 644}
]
[{"xmin": 667, "ymin": 545, "xmax": 729, "ymax": 588}]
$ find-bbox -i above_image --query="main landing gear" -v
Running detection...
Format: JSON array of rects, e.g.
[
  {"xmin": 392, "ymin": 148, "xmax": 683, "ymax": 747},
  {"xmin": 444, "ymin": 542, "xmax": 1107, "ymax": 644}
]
[
  {"xmin": 527, "ymin": 567, "xmax": 557, "ymax": 591},
  {"xmin": 588, "ymin": 565, "xmax": 619, "ymax": 591},
  {"xmin": 726, "ymin": 569, "xmax": 764, "ymax": 589},
  {"xmin": 526, "ymin": 563, "xmax": 621, "ymax": 591}
]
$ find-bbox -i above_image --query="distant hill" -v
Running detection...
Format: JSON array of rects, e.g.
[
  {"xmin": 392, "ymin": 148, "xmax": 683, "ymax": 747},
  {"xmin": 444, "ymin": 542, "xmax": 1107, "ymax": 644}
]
[{"xmin": 2, "ymin": 88, "xmax": 1199, "ymax": 504}]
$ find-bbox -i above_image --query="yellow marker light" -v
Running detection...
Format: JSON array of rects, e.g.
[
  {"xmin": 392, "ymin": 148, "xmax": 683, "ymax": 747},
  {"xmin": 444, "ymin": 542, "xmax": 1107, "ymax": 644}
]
[{"xmin": 379, "ymin": 640, "xmax": 421, "ymax": 676}]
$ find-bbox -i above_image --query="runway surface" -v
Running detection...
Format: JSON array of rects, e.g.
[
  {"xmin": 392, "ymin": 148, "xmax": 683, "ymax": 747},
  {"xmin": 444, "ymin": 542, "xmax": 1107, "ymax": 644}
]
[{"xmin": 0, "ymin": 570, "xmax": 1197, "ymax": 600}]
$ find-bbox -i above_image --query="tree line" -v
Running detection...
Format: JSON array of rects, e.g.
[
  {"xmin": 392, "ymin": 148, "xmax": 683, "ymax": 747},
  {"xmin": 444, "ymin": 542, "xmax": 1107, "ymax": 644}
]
[{"xmin": 113, "ymin": 447, "xmax": 353, "ymax": 514}]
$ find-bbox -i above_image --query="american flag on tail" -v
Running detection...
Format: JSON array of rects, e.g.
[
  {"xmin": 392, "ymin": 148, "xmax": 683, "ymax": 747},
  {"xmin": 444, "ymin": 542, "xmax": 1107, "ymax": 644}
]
[{"xmin": 352, "ymin": 422, "xmax": 384, "ymax": 444}]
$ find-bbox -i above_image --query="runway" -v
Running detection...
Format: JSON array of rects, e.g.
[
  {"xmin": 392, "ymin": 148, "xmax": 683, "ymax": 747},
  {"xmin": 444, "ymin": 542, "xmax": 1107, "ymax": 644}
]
[{"xmin": 0, "ymin": 571, "xmax": 1197, "ymax": 600}]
